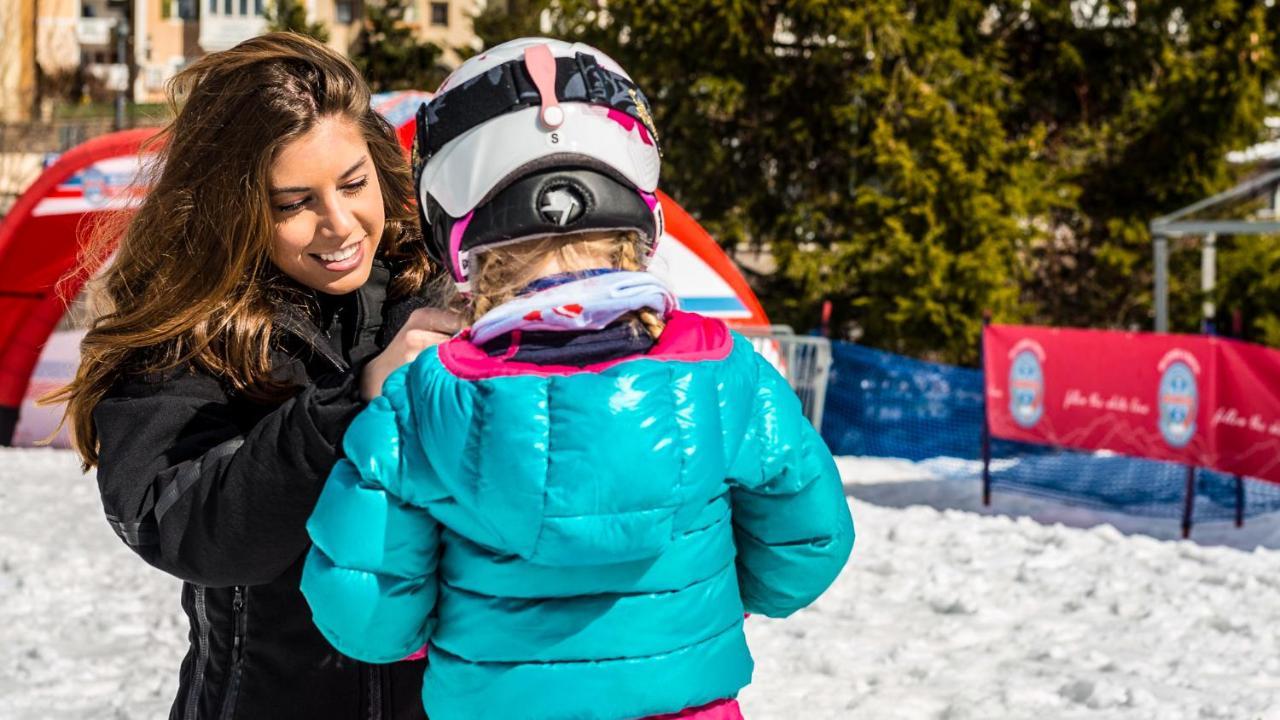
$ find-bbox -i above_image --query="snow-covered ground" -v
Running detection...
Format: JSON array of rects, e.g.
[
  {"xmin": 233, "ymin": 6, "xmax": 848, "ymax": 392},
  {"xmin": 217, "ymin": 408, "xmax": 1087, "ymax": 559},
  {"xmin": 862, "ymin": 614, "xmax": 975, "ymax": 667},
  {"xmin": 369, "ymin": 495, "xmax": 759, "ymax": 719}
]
[
  {"xmin": 0, "ymin": 449, "xmax": 184, "ymax": 719},
  {"xmin": 3, "ymin": 448, "xmax": 1279, "ymax": 719}
]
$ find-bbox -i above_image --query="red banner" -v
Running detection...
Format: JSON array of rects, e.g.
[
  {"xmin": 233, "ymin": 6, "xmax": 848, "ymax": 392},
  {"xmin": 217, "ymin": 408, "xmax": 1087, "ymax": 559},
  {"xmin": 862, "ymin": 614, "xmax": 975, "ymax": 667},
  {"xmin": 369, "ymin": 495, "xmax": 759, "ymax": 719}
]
[{"xmin": 984, "ymin": 324, "xmax": 1280, "ymax": 484}]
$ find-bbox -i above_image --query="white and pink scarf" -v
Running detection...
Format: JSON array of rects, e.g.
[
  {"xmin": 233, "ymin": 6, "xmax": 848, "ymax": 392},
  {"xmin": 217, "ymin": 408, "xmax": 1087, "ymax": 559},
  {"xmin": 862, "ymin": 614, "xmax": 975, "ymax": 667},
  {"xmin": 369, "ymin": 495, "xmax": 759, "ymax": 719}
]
[{"xmin": 469, "ymin": 270, "xmax": 677, "ymax": 345}]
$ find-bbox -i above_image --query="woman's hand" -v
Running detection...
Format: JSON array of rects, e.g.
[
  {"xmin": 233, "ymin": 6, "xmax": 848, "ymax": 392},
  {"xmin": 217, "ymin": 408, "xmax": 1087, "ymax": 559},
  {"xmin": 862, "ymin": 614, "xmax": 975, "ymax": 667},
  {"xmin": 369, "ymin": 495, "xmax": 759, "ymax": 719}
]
[{"xmin": 361, "ymin": 307, "xmax": 463, "ymax": 400}]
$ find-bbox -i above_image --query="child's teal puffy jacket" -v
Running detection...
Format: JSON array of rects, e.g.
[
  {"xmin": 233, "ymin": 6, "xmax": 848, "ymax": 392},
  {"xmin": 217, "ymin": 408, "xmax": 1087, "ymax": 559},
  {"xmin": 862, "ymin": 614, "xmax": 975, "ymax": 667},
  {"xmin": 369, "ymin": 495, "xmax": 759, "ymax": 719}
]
[{"xmin": 301, "ymin": 313, "xmax": 854, "ymax": 720}]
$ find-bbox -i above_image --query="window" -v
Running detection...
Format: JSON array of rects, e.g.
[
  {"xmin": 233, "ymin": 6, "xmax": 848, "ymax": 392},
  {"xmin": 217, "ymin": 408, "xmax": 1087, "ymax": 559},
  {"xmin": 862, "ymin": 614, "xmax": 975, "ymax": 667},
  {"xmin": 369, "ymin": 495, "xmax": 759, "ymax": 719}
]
[
  {"xmin": 335, "ymin": 0, "xmax": 354, "ymax": 23},
  {"xmin": 177, "ymin": 0, "xmax": 197, "ymax": 19},
  {"xmin": 431, "ymin": 2, "xmax": 448, "ymax": 26},
  {"xmin": 224, "ymin": 0, "xmax": 232, "ymax": 15},
  {"xmin": 239, "ymin": 0, "xmax": 247, "ymax": 15},
  {"xmin": 208, "ymin": 0, "xmax": 217, "ymax": 14}
]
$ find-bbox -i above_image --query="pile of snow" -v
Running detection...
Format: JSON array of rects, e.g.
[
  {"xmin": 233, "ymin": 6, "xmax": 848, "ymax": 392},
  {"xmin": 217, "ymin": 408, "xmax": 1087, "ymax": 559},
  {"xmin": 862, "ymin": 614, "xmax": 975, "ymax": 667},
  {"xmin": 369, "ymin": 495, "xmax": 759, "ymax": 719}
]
[{"xmin": 3, "ymin": 448, "xmax": 1279, "ymax": 719}]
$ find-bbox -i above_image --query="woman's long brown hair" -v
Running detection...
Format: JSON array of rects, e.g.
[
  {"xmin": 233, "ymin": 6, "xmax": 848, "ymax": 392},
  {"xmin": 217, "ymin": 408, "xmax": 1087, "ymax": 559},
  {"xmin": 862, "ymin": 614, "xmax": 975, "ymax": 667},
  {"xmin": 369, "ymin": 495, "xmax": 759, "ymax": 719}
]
[{"xmin": 46, "ymin": 32, "xmax": 432, "ymax": 468}]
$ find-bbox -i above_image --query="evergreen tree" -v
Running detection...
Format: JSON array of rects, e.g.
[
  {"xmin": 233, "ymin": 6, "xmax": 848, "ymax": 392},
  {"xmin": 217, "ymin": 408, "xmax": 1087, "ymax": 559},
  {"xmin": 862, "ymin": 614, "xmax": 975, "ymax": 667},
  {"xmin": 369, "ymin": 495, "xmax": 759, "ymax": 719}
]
[
  {"xmin": 1215, "ymin": 234, "xmax": 1280, "ymax": 345},
  {"xmin": 474, "ymin": 2, "xmax": 1280, "ymax": 361},
  {"xmin": 470, "ymin": 0, "xmax": 541, "ymax": 50},
  {"xmin": 997, "ymin": 1, "xmax": 1278, "ymax": 334},
  {"xmin": 265, "ymin": 0, "xmax": 330, "ymax": 43},
  {"xmin": 352, "ymin": 0, "xmax": 449, "ymax": 92},
  {"xmin": 477, "ymin": 2, "xmax": 1060, "ymax": 362}
]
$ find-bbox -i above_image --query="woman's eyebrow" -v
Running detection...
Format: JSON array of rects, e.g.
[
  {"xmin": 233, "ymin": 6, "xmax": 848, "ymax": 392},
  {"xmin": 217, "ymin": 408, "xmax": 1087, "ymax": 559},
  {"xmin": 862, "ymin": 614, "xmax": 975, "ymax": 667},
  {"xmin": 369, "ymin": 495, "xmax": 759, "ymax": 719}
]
[
  {"xmin": 269, "ymin": 157, "xmax": 368, "ymax": 195},
  {"xmin": 338, "ymin": 156, "xmax": 368, "ymax": 179}
]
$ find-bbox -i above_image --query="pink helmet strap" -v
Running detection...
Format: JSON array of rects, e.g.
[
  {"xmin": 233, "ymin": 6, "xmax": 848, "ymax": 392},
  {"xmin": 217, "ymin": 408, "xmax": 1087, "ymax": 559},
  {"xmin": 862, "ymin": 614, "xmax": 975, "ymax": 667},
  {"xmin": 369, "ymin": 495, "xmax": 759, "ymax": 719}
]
[{"xmin": 523, "ymin": 45, "xmax": 564, "ymax": 129}]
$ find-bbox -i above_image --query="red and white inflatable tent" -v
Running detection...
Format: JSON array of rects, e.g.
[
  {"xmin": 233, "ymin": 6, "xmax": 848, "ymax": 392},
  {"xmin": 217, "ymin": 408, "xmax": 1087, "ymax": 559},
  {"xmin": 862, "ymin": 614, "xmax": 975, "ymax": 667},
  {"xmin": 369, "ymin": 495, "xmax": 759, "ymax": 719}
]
[{"xmin": 0, "ymin": 91, "xmax": 768, "ymax": 446}]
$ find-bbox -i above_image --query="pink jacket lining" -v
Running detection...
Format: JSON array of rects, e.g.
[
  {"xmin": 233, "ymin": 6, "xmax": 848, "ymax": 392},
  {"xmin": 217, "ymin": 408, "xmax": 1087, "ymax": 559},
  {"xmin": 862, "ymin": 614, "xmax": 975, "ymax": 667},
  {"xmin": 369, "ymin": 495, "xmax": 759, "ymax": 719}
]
[{"xmin": 437, "ymin": 310, "xmax": 734, "ymax": 380}]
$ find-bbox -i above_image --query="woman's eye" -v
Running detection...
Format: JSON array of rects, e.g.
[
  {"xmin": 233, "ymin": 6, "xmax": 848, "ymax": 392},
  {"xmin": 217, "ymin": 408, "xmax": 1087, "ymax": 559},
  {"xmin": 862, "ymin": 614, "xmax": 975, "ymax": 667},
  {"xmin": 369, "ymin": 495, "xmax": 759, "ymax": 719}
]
[
  {"xmin": 276, "ymin": 197, "xmax": 308, "ymax": 213},
  {"xmin": 276, "ymin": 179, "xmax": 364, "ymax": 213}
]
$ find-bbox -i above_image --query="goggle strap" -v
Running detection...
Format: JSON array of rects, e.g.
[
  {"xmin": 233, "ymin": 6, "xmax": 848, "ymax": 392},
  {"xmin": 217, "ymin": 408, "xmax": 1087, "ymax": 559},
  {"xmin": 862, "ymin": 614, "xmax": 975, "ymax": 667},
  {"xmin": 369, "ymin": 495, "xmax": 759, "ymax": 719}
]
[{"xmin": 421, "ymin": 53, "xmax": 657, "ymax": 159}]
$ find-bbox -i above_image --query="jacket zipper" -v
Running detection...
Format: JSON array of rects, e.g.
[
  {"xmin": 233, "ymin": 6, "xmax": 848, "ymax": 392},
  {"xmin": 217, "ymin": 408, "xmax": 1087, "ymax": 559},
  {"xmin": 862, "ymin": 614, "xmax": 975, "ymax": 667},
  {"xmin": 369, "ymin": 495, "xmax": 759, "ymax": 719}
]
[
  {"xmin": 218, "ymin": 585, "xmax": 247, "ymax": 720},
  {"xmin": 366, "ymin": 663, "xmax": 383, "ymax": 720},
  {"xmin": 183, "ymin": 584, "xmax": 211, "ymax": 720},
  {"xmin": 355, "ymin": 281, "xmax": 369, "ymax": 348},
  {"xmin": 274, "ymin": 312, "xmax": 349, "ymax": 372}
]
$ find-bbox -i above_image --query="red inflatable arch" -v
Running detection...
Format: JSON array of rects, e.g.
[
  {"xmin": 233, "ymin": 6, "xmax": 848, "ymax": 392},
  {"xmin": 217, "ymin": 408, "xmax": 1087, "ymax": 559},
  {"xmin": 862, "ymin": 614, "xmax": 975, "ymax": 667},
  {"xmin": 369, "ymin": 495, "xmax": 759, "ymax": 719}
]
[
  {"xmin": 0, "ymin": 128, "xmax": 159, "ymax": 444},
  {"xmin": 0, "ymin": 92, "xmax": 767, "ymax": 445}
]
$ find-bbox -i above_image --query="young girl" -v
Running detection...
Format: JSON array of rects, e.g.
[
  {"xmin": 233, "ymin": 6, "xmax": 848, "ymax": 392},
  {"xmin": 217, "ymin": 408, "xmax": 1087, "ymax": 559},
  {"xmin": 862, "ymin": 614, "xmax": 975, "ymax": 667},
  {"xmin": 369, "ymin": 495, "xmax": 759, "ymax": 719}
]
[
  {"xmin": 50, "ymin": 33, "xmax": 457, "ymax": 719},
  {"xmin": 301, "ymin": 38, "xmax": 855, "ymax": 720}
]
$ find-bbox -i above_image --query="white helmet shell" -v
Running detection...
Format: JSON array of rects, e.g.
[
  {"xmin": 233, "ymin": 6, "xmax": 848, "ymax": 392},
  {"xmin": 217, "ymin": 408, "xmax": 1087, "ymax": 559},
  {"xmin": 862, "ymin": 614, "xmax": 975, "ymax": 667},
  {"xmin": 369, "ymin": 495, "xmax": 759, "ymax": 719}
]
[
  {"xmin": 414, "ymin": 37, "xmax": 664, "ymax": 286},
  {"xmin": 421, "ymin": 103, "xmax": 660, "ymax": 218}
]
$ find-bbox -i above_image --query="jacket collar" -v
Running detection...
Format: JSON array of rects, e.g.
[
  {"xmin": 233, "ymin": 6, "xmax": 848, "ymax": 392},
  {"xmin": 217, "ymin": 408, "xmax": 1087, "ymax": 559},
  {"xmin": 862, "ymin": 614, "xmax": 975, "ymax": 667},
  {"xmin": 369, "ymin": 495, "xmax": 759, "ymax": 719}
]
[{"xmin": 273, "ymin": 259, "xmax": 391, "ymax": 371}]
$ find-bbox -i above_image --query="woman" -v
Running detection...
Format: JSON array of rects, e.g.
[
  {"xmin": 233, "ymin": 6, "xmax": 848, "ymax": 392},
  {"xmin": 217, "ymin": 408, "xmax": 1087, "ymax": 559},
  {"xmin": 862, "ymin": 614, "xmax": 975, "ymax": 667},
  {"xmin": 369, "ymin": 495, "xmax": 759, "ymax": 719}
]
[{"xmin": 48, "ymin": 33, "xmax": 456, "ymax": 719}]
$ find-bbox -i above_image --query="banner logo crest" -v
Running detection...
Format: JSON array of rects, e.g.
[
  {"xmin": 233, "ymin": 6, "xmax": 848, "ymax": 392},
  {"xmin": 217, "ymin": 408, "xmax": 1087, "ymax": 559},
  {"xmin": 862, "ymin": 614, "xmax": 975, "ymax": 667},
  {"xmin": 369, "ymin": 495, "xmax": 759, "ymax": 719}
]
[
  {"xmin": 1157, "ymin": 354, "xmax": 1199, "ymax": 448},
  {"xmin": 1009, "ymin": 348, "xmax": 1045, "ymax": 429}
]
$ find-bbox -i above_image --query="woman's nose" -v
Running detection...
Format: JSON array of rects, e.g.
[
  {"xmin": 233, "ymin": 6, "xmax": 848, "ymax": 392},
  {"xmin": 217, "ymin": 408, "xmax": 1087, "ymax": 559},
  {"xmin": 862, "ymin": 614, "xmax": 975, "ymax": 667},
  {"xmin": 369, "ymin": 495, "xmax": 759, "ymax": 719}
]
[{"xmin": 320, "ymin": 191, "xmax": 358, "ymax": 238}]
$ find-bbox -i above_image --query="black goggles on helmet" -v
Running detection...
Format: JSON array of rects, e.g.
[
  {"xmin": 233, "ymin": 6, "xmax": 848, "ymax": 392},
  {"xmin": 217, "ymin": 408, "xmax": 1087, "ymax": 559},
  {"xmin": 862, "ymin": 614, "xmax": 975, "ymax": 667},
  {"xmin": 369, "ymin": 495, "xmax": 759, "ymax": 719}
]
[{"xmin": 413, "ymin": 52, "xmax": 661, "ymax": 166}]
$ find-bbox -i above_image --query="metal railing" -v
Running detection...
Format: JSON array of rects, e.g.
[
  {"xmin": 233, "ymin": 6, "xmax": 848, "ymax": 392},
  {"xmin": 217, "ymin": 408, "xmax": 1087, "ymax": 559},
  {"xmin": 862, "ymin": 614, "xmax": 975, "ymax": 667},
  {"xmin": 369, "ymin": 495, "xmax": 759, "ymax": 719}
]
[{"xmin": 737, "ymin": 325, "xmax": 833, "ymax": 431}]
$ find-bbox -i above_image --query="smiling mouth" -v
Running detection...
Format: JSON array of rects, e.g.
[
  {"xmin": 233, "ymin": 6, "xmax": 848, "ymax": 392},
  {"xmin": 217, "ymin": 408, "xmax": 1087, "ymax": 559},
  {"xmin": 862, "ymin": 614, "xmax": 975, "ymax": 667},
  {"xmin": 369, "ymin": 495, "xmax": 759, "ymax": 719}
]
[{"xmin": 314, "ymin": 243, "xmax": 361, "ymax": 262}]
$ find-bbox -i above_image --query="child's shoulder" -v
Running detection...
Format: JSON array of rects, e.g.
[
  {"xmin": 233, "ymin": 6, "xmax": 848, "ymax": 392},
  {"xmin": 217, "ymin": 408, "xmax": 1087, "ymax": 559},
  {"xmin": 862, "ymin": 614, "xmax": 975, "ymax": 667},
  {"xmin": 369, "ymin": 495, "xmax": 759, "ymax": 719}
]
[{"xmin": 645, "ymin": 310, "xmax": 738, "ymax": 362}]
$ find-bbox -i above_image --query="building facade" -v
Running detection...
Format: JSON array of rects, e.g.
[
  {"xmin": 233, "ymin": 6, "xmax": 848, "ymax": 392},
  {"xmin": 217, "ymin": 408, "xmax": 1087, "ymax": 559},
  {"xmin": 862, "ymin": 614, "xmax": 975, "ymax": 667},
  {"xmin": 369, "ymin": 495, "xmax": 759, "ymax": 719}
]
[
  {"xmin": 406, "ymin": 0, "xmax": 485, "ymax": 65},
  {"xmin": 1, "ymin": 1, "xmax": 39, "ymax": 122},
  {"xmin": 5, "ymin": 0, "xmax": 490, "ymax": 115}
]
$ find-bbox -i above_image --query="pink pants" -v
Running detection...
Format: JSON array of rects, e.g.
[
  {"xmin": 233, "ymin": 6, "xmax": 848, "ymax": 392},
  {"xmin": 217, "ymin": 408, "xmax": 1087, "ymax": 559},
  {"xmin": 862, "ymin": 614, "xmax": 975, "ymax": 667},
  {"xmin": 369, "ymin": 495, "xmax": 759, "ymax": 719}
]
[{"xmin": 644, "ymin": 698, "xmax": 744, "ymax": 720}]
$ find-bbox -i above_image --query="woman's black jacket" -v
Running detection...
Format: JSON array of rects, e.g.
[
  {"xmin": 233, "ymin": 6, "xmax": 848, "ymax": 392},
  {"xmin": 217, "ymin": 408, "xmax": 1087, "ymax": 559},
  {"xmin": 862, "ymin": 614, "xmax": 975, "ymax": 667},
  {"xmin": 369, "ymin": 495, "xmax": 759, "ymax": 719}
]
[{"xmin": 92, "ymin": 262, "xmax": 429, "ymax": 720}]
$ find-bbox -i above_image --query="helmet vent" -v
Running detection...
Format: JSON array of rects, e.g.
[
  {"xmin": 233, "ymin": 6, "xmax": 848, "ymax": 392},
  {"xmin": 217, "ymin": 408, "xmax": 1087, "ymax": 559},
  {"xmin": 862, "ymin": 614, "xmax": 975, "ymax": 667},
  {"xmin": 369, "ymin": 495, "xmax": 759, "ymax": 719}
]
[{"xmin": 538, "ymin": 184, "xmax": 587, "ymax": 226}]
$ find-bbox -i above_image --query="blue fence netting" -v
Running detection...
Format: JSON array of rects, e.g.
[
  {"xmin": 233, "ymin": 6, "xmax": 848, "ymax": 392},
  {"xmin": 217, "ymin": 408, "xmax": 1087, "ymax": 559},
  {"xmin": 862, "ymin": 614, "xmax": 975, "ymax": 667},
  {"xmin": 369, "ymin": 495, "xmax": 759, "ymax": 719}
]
[{"xmin": 819, "ymin": 340, "xmax": 1280, "ymax": 522}]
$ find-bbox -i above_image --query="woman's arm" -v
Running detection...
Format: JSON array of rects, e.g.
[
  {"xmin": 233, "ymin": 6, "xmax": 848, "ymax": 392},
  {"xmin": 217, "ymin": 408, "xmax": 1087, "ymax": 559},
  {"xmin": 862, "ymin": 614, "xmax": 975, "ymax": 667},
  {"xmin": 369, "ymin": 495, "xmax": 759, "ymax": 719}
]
[
  {"xmin": 93, "ymin": 306, "xmax": 458, "ymax": 588},
  {"xmin": 93, "ymin": 366, "xmax": 366, "ymax": 587}
]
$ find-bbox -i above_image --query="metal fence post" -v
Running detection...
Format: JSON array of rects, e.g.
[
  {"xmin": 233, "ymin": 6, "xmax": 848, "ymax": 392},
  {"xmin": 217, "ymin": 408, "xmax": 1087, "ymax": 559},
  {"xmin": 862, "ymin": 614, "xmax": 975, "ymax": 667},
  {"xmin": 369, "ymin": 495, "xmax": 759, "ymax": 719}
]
[
  {"xmin": 1235, "ymin": 475, "xmax": 1245, "ymax": 529},
  {"xmin": 981, "ymin": 310, "xmax": 992, "ymax": 506},
  {"xmin": 1154, "ymin": 234, "xmax": 1170, "ymax": 333},
  {"xmin": 1182, "ymin": 466, "xmax": 1197, "ymax": 539},
  {"xmin": 1201, "ymin": 233, "xmax": 1216, "ymax": 334}
]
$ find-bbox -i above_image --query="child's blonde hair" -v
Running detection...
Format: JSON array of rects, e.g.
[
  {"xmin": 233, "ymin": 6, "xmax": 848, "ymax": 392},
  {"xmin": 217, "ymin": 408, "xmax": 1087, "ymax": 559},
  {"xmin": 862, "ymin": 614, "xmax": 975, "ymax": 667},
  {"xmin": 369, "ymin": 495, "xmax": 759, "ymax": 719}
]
[{"xmin": 464, "ymin": 232, "xmax": 666, "ymax": 340}]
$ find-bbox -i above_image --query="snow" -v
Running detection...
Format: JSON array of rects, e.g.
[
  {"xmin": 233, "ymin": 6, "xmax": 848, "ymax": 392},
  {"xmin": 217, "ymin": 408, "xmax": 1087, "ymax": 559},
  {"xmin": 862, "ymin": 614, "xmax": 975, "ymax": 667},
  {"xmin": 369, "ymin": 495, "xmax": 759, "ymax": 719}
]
[
  {"xmin": 0, "ymin": 449, "xmax": 184, "ymax": 719},
  {"xmin": 3, "ymin": 448, "xmax": 1280, "ymax": 719}
]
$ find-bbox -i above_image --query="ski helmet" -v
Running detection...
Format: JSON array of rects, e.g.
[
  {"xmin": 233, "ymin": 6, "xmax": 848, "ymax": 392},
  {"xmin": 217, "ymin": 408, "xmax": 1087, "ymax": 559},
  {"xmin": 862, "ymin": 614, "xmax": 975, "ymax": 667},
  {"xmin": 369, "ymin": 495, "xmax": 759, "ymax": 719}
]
[{"xmin": 412, "ymin": 38, "xmax": 664, "ymax": 290}]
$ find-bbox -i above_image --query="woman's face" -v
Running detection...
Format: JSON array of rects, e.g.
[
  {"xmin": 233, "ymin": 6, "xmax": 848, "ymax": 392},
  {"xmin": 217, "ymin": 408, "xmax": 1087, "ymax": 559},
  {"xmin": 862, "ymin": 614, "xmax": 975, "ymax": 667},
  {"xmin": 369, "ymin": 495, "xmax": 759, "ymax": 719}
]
[{"xmin": 268, "ymin": 114, "xmax": 385, "ymax": 295}]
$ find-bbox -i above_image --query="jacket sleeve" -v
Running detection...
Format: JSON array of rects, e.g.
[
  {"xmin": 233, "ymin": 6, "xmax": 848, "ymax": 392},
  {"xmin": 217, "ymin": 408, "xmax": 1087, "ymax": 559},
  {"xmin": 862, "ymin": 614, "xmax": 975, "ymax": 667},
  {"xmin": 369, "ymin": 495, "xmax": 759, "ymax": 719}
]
[
  {"xmin": 92, "ymin": 367, "xmax": 367, "ymax": 587},
  {"xmin": 301, "ymin": 366, "xmax": 439, "ymax": 663},
  {"xmin": 727, "ymin": 353, "xmax": 854, "ymax": 618}
]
